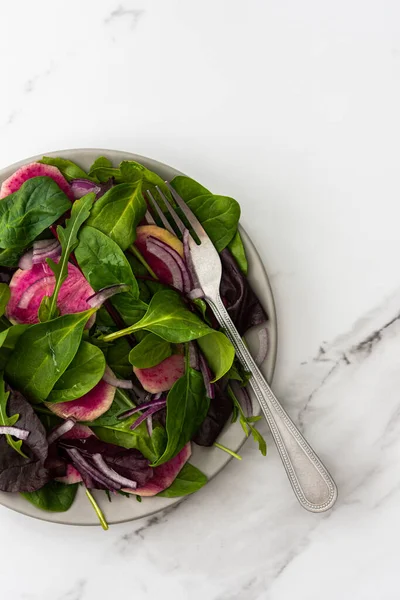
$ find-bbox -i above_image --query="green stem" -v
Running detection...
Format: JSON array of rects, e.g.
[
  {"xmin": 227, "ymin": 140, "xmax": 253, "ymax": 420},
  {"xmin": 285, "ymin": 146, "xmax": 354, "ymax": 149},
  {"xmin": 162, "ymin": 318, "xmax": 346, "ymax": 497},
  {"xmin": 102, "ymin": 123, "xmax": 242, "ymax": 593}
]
[
  {"xmin": 129, "ymin": 245, "xmax": 158, "ymax": 280},
  {"xmin": 102, "ymin": 324, "xmax": 136, "ymax": 343},
  {"xmin": 85, "ymin": 488, "xmax": 109, "ymax": 530},
  {"xmin": 214, "ymin": 442, "xmax": 242, "ymax": 461}
]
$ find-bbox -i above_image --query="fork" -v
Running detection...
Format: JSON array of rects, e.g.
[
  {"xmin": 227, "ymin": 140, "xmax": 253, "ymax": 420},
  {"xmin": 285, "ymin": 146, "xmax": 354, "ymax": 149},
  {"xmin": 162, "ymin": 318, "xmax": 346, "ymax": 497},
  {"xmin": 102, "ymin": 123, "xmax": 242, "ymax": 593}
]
[{"xmin": 146, "ymin": 183, "xmax": 338, "ymax": 513}]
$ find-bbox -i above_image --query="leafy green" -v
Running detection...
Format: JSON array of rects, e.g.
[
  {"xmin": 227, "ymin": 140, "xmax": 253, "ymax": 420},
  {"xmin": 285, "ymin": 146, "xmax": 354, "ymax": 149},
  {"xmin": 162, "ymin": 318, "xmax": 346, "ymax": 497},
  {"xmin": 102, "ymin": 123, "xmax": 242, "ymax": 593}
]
[
  {"xmin": 0, "ymin": 247, "xmax": 22, "ymax": 267},
  {"xmin": 227, "ymin": 360, "xmax": 251, "ymax": 387},
  {"xmin": 87, "ymin": 182, "xmax": 146, "ymax": 250},
  {"xmin": 0, "ymin": 177, "xmax": 71, "ymax": 249},
  {"xmin": 76, "ymin": 226, "xmax": 138, "ymax": 296},
  {"xmin": 47, "ymin": 341, "xmax": 105, "ymax": 403},
  {"xmin": 0, "ymin": 372, "xmax": 27, "ymax": 458},
  {"xmin": 39, "ymin": 156, "xmax": 92, "ymax": 182},
  {"xmin": 21, "ymin": 481, "xmax": 78, "ymax": 512},
  {"xmin": 88, "ymin": 156, "xmax": 120, "ymax": 183},
  {"xmin": 5, "ymin": 309, "xmax": 96, "ymax": 403},
  {"xmin": 128, "ymin": 333, "xmax": 172, "ymax": 369},
  {"xmin": 111, "ymin": 295, "xmax": 148, "ymax": 326},
  {"xmin": 171, "ymin": 176, "xmax": 240, "ymax": 252},
  {"xmin": 153, "ymin": 366, "xmax": 209, "ymax": 466},
  {"xmin": 229, "ymin": 385, "xmax": 266, "ymax": 456},
  {"xmin": 227, "ymin": 230, "xmax": 248, "ymax": 275},
  {"xmin": 106, "ymin": 338, "xmax": 132, "ymax": 379},
  {"xmin": 119, "ymin": 161, "xmax": 172, "ymax": 200},
  {"xmin": 0, "ymin": 324, "xmax": 29, "ymax": 369},
  {"xmin": 102, "ymin": 290, "xmax": 212, "ymax": 344},
  {"xmin": 39, "ymin": 193, "xmax": 95, "ymax": 321},
  {"xmin": 157, "ymin": 463, "xmax": 208, "ymax": 497},
  {"xmin": 0, "ymin": 284, "xmax": 10, "ymax": 317},
  {"xmin": 197, "ymin": 331, "xmax": 235, "ymax": 382}
]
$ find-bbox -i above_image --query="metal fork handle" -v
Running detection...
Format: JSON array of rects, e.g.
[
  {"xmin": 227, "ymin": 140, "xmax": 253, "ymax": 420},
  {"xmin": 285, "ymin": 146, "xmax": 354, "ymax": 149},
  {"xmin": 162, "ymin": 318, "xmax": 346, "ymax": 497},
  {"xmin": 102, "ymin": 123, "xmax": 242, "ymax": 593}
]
[{"xmin": 206, "ymin": 292, "xmax": 338, "ymax": 513}]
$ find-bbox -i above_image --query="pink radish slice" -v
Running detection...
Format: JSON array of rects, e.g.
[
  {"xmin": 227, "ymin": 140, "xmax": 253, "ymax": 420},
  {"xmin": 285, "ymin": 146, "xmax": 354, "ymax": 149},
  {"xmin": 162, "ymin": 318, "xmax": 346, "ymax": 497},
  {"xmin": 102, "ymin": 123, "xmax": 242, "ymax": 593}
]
[
  {"xmin": 133, "ymin": 354, "xmax": 185, "ymax": 394},
  {"xmin": 0, "ymin": 162, "xmax": 73, "ymax": 200},
  {"xmin": 123, "ymin": 443, "xmax": 191, "ymax": 497},
  {"xmin": 46, "ymin": 379, "xmax": 115, "ymax": 422},
  {"xmin": 6, "ymin": 262, "xmax": 95, "ymax": 326},
  {"xmin": 55, "ymin": 424, "xmax": 94, "ymax": 485}
]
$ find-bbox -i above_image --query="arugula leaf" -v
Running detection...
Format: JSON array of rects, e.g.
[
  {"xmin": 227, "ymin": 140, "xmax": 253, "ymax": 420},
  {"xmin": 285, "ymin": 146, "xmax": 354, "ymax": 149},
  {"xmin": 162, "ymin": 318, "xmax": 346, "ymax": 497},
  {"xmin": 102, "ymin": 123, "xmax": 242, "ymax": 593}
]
[
  {"xmin": 39, "ymin": 193, "xmax": 95, "ymax": 322},
  {"xmin": 39, "ymin": 156, "xmax": 92, "ymax": 182},
  {"xmin": 0, "ymin": 283, "xmax": 10, "ymax": 317},
  {"xmin": 88, "ymin": 156, "xmax": 121, "ymax": 183},
  {"xmin": 0, "ymin": 372, "xmax": 27, "ymax": 458},
  {"xmin": 227, "ymin": 230, "xmax": 248, "ymax": 275},
  {"xmin": 153, "ymin": 366, "xmax": 209, "ymax": 466},
  {"xmin": 47, "ymin": 341, "xmax": 105, "ymax": 403},
  {"xmin": 75, "ymin": 225, "xmax": 139, "ymax": 297},
  {"xmin": 102, "ymin": 290, "xmax": 212, "ymax": 344},
  {"xmin": 227, "ymin": 360, "xmax": 251, "ymax": 386},
  {"xmin": 197, "ymin": 331, "xmax": 235, "ymax": 382},
  {"xmin": 21, "ymin": 481, "xmax": 78, "ymax": 512},
  {"xmin": 228, "ymin": 385, "xmax": 266, "ymax": 456},
  {"xmin": 129, "ymin": 333, "xmax": 172, "ymax": 369},
  {"xmin": 0, "ymin": 177, "xmax": 71, "ymax": 249},
  {"xmin": 5, "ymin": 309, "xmax": 96, "ymax": 403},
  {"xmin": 157, "ymin": 463, "xmax": 208, "ymax": 497},
  {"xmin": 87, "ymin": 182, "xmax": 146, "ymax": 250}
]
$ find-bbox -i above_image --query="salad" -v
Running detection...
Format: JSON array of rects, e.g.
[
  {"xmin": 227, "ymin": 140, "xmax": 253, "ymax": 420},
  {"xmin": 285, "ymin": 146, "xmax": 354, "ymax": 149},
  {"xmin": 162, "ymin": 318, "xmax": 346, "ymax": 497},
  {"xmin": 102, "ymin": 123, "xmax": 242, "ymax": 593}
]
[{"xmin": 0, "ymin": 155, "xmax": 268, "ymax": 528}]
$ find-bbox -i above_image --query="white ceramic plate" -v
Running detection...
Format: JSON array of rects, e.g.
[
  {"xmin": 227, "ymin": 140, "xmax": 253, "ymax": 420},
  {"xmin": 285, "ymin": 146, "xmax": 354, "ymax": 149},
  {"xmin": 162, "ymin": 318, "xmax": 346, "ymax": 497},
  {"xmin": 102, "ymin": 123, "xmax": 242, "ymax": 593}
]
[{"xmin": 0, "ymin": 149, "xmax": 277, "ymax": 525}]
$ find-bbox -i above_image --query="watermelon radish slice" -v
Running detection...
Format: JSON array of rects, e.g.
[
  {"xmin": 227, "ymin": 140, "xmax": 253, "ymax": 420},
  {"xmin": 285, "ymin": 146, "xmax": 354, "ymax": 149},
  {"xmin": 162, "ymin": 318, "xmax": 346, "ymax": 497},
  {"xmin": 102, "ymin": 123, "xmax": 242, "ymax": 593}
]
[
  {"xmin": 46, "ymin": 378, "xmax": 115, "ymax": 422},
  {"xmin": 123, "ymin": 443, "xmax": 191, "ymax": 497},
  {"xmin": 55, "ymin": 424, "xmax": 93, "ymax": 485},
  {"xmin": 6, "ymin": 262, "xmax": 95, "ymax": 326},
  {"xmin": 133, "ymin": 354, "xmax": 185, "ymax": 393},
  {"xmin": 0, "ymin": 162, "xmax": 73, "ymax": 200},
  {"xmin": 135, "ymin": 225, "xmax": 184, "ymax": 286}
]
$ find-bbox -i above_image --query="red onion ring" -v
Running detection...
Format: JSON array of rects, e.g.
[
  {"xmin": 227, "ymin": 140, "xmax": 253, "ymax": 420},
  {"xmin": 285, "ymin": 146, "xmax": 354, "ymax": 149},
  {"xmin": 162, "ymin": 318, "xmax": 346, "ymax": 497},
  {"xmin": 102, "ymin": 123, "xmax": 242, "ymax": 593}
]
[
  {"xmin": 0, "ymin": 426, "xmax": 29, "ymax": 440},
  {"xmin": 199, "ymin": 353, "xmax": 215, "ymax": 399},
  {"xmin": 47, "ymin": 419, "xmax": 76, "ymax": 445},
  {"xmin": 102, "ymin": 366, "xmax": 134, "ymax": 390},
  {"xmin": 18, "ymin": 249, "xmax": 34, "ymax": 270},
  {"xmin": 146, "ymin": 236, "xmax": 191, "ymax": 292},
  {"xmin": 92, "ymin": 453, "xmax": 137, "ymax": 489},
  {"xmin": 87, "ymin": 284, "xmax": 130, "ymax": 309}
]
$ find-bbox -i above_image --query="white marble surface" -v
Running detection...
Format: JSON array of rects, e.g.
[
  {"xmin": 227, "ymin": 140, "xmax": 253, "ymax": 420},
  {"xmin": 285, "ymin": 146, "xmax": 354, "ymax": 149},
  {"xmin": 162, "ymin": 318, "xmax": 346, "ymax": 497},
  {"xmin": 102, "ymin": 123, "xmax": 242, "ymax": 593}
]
[{"xmin": 0, "ymin": 0, "xmax": 400, "ymax": 598}]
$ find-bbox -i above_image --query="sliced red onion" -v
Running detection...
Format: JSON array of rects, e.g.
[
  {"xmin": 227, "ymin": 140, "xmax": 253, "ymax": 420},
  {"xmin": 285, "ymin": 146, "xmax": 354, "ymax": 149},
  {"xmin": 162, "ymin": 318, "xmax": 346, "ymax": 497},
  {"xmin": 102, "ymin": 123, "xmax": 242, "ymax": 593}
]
[
  {"xmin": 32, "ymin": 239, "xmax": 61, "ymax": 264},
  {"xmin": 146, "ymin": 236, "xmax": 192, "ymax": 292},
  {"xmin": 18, "ymin": 276, "xmax": 54, "ymax": 309},
  {"xmin": 146, "ymin": 415, "xmax": 153, "ymax": 437},
  {"xmin": 188, "ymin": 288, "xmax": 204, "ymax": 300},
  {"xmin": 188, "ymin": 342, "xmax": 199, "ymax": 370},
  {"xmin": 65, "ymin": 448, "xmax": 119, "ymax": 490},
  {"xmin": 153, "ymin": 392, "xmax": 162, "ymax": 401},
  {"xmin": 130, "ymin": 402, "xmax": 167, "ymax": 431},
  {"xmin": 146, "ymin": 239, "xmax": 183, "ymax": 291},
  {"xmin": 199, "ymin": 354, "xmax": 215, "ymax": 399},
  {"xmin": 255, "ymin": 326, "xmax": 268, "ymax": 367},
  {"xmin": 0, "ymin": 426, "xmax": 29, "ymax": 439},
  {"xmin": 231, "ymin": 381, "xmax": 252, "ymax": 416},
  {"xmin": 117, "ymin": 398, "xmax": 166, "ymax": 420},
  {"xmin": 18, "ymin": 249, "xmax": 34, "ymax": 270},
  {"xmin": 70, "ymin": 179, "xmax": 102, "ymax": 199},
  {"xmin": 33, "ymin": 238, "xmax": 59, "ymax": 254},
  {"xmin": 102, "ymin": 366, "xmax": 133, "ymax": 389},
  {"xmin": 87, "ymin": 284, "xmax": 130, "ymax": 309},
  {"xmin": 92, "ymin": 453, "xmax": 137, "ymax": 489},
  {"xmin": 47, "ymin": 419, "xmax": 76, "ymax": 445}
]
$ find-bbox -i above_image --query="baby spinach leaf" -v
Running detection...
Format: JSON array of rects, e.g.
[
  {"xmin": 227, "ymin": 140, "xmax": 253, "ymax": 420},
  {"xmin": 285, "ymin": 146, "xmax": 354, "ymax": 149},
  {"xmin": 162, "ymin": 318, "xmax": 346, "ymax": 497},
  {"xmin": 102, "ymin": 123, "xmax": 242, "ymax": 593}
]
[
  {"xmin": 76, "ymin": 225, "xmax": 138, "ymax": 297},
  {"xmin": 197, "ymin": 331, "xmax": 235, "ymax": 382},
  {"xmin": 0, "ymin": 177, "xmax": 71, "ymax": 249},
  {"xmin": 21, "ymin": 481, "xmax": 78, "ymax": 512},
  {"xmin": 119, "ymin": 161, "xmax": 172, "ymax": 200},
  {"xmin": 5, "ymin": 309, "xmax": 96, "ymax": 403},
  {"xmin": 0, "ymin": 247, "xmax": 22, "ymax": 267},
  {"xmin": 40, "ymin": 156, "xmax": 91, "ymax": 182},
  {"xmin": 0, "ymin": 284, "xmax": 10, "ymax": 317},
  {"xmin": 0, "ymin": 324, "xmax": 29, "ymax": 370},
  {"xmin": 39, "ymin": 193, "xmax": 95, "ymax": 322},
  {"xmin": 169, "ymin": 175, "xmax": 209, "ymax": 201},
  {"xmin": 128, "ymin": 333, "xmax": 172, "ymax": 369},
  {"xmin": 111, "ymin": 295, "xmax": 148, "ymax": 327},
  {"xmin": 102, "ymin": 290, "xmax": 212, "ymax": 344},
  {"xmin": 87, "ymin": 182, "xmax": 146, "ymax": 250},
  {"xmin": 89, "ymin": 156, "xmax": 121, "ymax": 183},
  {"xmin": 157, "ymin": 463, "xmax": 208, "ymax": 497},
  {"xmin": 153, "ymin": 367, "xmax": 209, "ymax": 466},
  {"xmin": 227, "ymin": 230, "xmax": 248, "ymax": 275},
  {"xmin": 106, "ymin": 338, "xmax": 132, "ymax": 379},
  {"xmin": 0, "ymin": 372, "xmax": 27, "ymax": 458},
  {"xmin": 47, "ymin": 341, "xmax": 105, "ymax": 403}
]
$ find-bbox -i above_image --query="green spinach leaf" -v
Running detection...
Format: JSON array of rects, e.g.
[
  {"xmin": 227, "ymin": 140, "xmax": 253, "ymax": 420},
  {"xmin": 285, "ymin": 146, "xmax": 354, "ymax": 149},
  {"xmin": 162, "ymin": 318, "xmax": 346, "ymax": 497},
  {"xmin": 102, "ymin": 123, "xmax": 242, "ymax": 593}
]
[
  {"xmin": 0, "ymin": 247, "xmax": 23, "ymax": 267},
  {"xmin": 87, "ymin": 182, "xmax": 146, "ymax": 250},
  {"xmin": 120, "ymin": 161, "xmax": 172, "ymax": 200},
  {"xmin": 153, "ymin": 366, "xmax": 209, "ymax": 466},
  {"xmin": 88, "ymin": 157, "xmax": 121, "ymax": 183},
  {"xmin": 39, "ymin": 156, "xmax": 91, "ymax": 182},
  {"xmin": 39, "ymin": 193, "xmax": 95, "ymax": 321},
  {"xmin": 5, "ymin": 309, "xmax": 96, "ymax": 403},
  {"xmin": 0, "ymin": 177, "xmax": 71, "ymax": 249},
  {"xmin": 102, "ymin": 290, "xmax": 212, "ymax": 344},
  {"xmin": 227, "ymin": 230, "xmax": 248, "ymax": 275},
  {"xmin": 106, "ymin": 338, "xmax": 132, "ymax": 379},
  {"xmin": 197, "ymin": 331, "xmax": 235, "ymax": 382},
  {"xmin": 0, "ymin": 372, "xmax": 27, "ymax": 458},
  {"xmin": 21, "ymin": 481, "xmax": 78, "ymax": 512},
  {"xmin": 157, "ymin": 463, "xmax": 208, "ymax": 497},
  {"xmin": 47, "ymin": 341, "xmax": 105, "ymax": 403},
  {"xmin": 111, "ymin": 295, "xmax": 148, "ymax": 327},
  {"xmin": 0, "ymin": 284, "xmax": 10, "ymax": 317},
  {"xmin": 0, "ymin": 324, "xmax": 29, "ymax": 370},
  {"xmin": 128, "ymin": 333, "xmax": 172, "ymax": 369}
]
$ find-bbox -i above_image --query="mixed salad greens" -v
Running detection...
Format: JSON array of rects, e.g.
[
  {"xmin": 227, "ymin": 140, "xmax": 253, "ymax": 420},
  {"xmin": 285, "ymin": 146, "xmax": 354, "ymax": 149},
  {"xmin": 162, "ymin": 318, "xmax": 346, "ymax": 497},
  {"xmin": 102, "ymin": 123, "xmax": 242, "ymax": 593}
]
[{"xmin": 0, "ymin": 155, "xmax": 268, "ymax": 528}]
